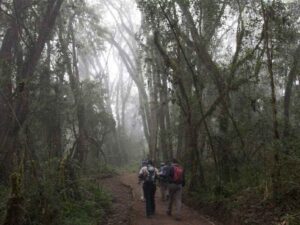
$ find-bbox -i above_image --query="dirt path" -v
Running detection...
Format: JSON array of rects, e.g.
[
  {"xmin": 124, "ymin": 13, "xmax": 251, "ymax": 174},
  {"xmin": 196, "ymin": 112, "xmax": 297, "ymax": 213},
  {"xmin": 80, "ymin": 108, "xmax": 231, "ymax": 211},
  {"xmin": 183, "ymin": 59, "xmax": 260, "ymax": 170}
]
[
  {"xmin": 120, "ymin": 173, "xmax": 216, "ymax": 225},
  {"xmin": 101, "ymin": 175, "xmax": 133, "ymax": 225}
]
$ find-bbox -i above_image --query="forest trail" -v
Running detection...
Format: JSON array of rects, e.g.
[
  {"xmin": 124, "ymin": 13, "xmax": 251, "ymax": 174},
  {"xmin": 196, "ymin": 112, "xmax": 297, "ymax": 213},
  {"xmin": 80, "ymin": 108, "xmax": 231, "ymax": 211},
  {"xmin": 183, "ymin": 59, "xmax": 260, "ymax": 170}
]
[
  {"xmin": 101, "ymin": 175, "xmax": 133, "ymax": 225},
  {"xmin": 120, "ymin": 173, "xmax": 216, "ymax": 225}
]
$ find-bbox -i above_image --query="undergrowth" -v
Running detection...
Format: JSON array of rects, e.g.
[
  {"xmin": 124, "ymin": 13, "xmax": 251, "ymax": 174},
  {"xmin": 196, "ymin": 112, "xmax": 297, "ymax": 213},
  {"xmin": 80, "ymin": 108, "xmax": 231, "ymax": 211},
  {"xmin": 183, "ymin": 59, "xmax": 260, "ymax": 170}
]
[
  {"xmin": 0, "ymin": 159, "xmax": 113, "ymax": 225},
  {"xmin": 0, "ymin": 185, "xmax": 9, "ymax": 223},
  {"xmin": 186, "ymin": 155, "xmax": 300, "ymax": 225},
  {"xmin": 119, "ymin": 161, "xmax": 140, "ymax": 173}
]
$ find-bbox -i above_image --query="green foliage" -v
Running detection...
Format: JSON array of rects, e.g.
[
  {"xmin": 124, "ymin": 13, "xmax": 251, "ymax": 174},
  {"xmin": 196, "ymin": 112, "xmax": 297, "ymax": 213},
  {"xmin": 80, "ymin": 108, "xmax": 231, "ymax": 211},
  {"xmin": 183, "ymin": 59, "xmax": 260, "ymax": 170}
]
[
  {"xmin": 61, "ymin": 183, "xmax": 112, "ymax": 225},
  {"xmin": 119, "ymin": 162, "xmax": 141, "ymax": 173},
  {"xmin": 189, "ymin": 160, "xmax": 265, "ymax": 202},
  {"xmin": 12, "ymin": 160, "xmax": 113, "ymax": 225},
  {"xmin": 0, "ymin": 185, "xmax": 9, "ymax": 224},
  {"xmin": 281, "ymin": 213, "xmax": 300, "ymax": 225},
  {"xmin": 186, "ymin": 144, "xmax": 300, "ymax": 224},
  {"xmin": 99, "ymin": 165, "xmax": 118, "ymax": 176}
]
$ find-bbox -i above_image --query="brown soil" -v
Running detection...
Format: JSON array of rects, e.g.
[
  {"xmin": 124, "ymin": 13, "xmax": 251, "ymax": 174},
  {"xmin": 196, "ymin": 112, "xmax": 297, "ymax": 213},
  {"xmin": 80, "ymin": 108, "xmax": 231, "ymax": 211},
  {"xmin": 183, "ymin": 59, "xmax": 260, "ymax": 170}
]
[
  {"xmin": 101, "ymin": 175, "xmax": 133, "ymax": 225},
  {"xmin": 120, "ymin": 173, "xmax": 217, "ymax": 225},
  {"xmin": 101, "ymin": 173, "xmax": 300, "ymax": 225}
]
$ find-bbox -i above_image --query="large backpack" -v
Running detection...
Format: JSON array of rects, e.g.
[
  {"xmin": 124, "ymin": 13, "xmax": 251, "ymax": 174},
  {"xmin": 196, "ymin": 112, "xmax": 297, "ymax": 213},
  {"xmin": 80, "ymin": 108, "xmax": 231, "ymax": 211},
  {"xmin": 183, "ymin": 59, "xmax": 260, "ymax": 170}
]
[
  {"xmin": 159, "ymin": 165, "xmax": 170, "ymax": 181},
  {"xmin": 172, "ymin": 165, "xmax": 183, "ymax": 184},
  {"xmin": 144, "ymin": 165, "xmax": 156, "ymax": 183},
  {"xmin": 160, "ymin": 166, "xmax": 170, "ymax": 178}
]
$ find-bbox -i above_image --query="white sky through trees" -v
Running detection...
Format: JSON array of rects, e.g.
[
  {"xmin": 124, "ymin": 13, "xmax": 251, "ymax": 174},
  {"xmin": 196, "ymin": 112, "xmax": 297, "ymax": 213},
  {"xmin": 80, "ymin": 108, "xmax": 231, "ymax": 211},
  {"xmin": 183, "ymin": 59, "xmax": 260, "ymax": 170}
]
[
  {"xmin": 85, "ymin": 0, "xmax": 144, "ymax": 145},
  {"xmin": 84, "ymin": 0, "xmax": 298, "ymax": 146}
]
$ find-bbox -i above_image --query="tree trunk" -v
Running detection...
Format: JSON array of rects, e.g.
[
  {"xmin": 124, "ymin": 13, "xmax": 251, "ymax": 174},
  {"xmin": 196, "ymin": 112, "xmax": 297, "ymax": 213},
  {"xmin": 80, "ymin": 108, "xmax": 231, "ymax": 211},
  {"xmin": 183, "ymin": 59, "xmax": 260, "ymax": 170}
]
[
  {"xmin": 0, "ymin": 0, "xmax": 63, "ymax": 182},
  {"xmin": 157, "ymin": 69, "xmax": 168, "ymax": 161},
  {"xmin": 108, "ymin": 37, "xmax": 152, "ymax": 149},
  {"xmin": 148, "ymin": 46, "xmax": 159, "ymax": 162},
  {"xmin": 0, "ymin": 2, "xmax": 21, "ymax": 182},
  {"xmin": 283, "ymin": 44, "xmax": 300, "ymax": 140},
  {"xmin": 262, "ymin": 2, "xmax": 281, "ymax": 201},
  {"xmin": 58, "ymin": 15, "xmax": 87, "ymax": 165},
  {"xmin": 39, "ymin": 41, "xmax": 62, "ymax": 158},
  {"xmin": 187, "ymin": 123, "xmax": 205, "ymax": 192},
  {"xmin": 70, "ymin": 21, "xmax": 87, "ymax": 165}
]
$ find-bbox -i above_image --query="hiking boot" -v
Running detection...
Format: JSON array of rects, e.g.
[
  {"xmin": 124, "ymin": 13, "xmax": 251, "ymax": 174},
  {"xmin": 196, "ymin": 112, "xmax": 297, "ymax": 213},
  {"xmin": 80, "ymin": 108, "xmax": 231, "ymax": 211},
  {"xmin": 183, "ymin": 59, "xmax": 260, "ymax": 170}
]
[{"xmin": 166, "ymin": 210, "xmax": 171, "ymax": 216}]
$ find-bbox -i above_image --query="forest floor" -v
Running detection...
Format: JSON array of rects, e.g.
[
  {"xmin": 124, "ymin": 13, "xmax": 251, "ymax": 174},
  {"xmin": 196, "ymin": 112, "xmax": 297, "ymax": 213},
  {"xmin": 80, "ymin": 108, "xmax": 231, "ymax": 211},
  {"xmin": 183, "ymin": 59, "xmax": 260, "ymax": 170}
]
[
  {"xmin": 102, "ymin": 172, "xmax": 217, "ymax": 225},
  {"xmin": 100, "ymin": 175, "xmax": 133, "ymax": 225}
]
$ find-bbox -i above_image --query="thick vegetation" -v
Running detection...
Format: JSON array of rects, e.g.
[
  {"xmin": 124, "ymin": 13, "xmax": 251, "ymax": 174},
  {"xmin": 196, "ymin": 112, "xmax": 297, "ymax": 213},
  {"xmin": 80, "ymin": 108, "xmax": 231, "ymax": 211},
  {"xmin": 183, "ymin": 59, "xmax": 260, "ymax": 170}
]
[
  {"xmin": 133, "ymin": 0, "xmax": 300, "ymax": 224},
  {"xmin": 0, "ymin": 0, "xmax": 131, "ymax": 224}
]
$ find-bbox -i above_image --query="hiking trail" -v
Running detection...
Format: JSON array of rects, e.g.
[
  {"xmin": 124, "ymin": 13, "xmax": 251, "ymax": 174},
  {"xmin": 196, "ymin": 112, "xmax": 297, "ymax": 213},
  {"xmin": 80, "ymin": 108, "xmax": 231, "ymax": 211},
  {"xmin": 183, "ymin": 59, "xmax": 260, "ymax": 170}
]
[{"xmin": 119, "ymin": 173, "xmax": 216, "ymax": 225}]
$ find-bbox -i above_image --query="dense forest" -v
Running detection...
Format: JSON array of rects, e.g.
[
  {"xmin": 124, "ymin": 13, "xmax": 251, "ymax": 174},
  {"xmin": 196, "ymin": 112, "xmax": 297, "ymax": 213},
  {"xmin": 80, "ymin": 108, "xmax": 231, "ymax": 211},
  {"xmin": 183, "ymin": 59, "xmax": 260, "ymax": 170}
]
[{"xmin": 0, "ymin": 0, "xmax": 300, "ymax": 224}]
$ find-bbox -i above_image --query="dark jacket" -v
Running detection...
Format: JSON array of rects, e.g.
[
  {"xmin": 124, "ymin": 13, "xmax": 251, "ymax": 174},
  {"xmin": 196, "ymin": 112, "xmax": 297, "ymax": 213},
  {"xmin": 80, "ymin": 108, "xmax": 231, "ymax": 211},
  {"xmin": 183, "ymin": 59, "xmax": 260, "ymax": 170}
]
[{"xmin": 159, "ymin": 165, "xmax": 171, "ymax": 182}]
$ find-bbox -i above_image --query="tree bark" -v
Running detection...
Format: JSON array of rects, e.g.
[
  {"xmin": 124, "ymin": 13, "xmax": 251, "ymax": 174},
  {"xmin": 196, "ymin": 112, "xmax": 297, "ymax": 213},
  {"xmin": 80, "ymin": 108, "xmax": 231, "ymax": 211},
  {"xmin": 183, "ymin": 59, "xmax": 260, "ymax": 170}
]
[
  {"xmin": 108, "ymin": 36, "xmax": 152, "ymax": 152},
  {"xmin": 283, "ymin": 44, "xmax": 300, "ymax": 139},
  {"xmin": 262, "ymin": 1, "xmax": 280, "ymax": 201},
  {"xmin": 0, "ymin": 0, "xmax": 64, "ymax": 182}
]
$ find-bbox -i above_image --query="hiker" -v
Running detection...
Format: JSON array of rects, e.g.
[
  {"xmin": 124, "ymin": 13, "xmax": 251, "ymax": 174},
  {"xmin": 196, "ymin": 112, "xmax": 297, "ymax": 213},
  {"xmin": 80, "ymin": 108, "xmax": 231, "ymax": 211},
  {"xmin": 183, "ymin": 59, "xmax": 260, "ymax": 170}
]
[
  {"xmin": 167, "ymin": 158, "xmax": 185, "ymax": 221},
  {"xmin": 138, "ymin": 159, "xmax": 148, "ymax": 201},
  {"xmin": 158, "ymin": 162, "xmax": 170, "ymax": 201},
  {"xmin": 138, "ymin": 160, "xmax": 159, "ymax": 218}
]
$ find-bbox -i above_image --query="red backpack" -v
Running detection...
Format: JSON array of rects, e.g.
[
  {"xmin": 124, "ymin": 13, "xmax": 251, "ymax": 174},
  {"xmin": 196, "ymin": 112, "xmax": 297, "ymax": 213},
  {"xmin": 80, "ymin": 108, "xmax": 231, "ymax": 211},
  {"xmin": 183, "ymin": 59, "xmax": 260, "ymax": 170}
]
[{"xmin": 172, "ymin": 165, "xmax": 183, "ymax": 183}]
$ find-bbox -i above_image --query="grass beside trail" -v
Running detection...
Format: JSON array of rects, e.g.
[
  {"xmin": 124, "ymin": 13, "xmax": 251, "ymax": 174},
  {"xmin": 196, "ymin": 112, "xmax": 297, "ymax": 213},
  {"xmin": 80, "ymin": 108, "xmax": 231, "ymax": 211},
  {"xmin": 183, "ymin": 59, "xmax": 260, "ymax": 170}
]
[
  {"xmin": 119, "ymin": 162, "xmax": 140, "ymax": 173},
  {"xmin": 60, "ymin": 180, "xmax": 112, "ymax": 225},
  {"xmin": 0, "ymin": 164, "xmax": 115, "ymax": 225}
]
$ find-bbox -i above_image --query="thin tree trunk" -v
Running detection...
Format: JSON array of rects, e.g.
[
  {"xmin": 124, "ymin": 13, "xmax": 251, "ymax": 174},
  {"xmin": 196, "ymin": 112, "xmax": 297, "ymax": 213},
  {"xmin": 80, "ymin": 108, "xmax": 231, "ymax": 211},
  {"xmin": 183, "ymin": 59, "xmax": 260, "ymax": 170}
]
[
  {"xmin": 283, "ymin": 44, "xmax": 300, "ymax": 140},
  {"xmin": 148, "ymin": 46, "xmax": 159, "ymax": 162},
  {"xmin": 71, "ymin": 21, "xmax": 87, "ymax": 165},
  {"xmin": 262, "ymin": 1, "xmax": 280, "ymax": 201},
  {"xmin": 58, "ymin": 15, "xmax": 87, "ymax": 164},
  {"xmin": 157, "ymin": 70, "xmax": 168, "ymax": 161}
]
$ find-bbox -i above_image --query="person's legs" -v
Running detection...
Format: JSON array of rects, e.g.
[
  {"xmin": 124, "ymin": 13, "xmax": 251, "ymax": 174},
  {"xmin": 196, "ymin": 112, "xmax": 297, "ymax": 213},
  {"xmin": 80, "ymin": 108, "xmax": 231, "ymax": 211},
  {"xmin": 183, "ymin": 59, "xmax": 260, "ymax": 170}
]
[
  {"xmin": 165, "ymin": 182, "xmax": 169, "ymax": 200},
  {"xmin": 174, "ymin": 185, "xmax": 183, "ymax": 220},
  {"xmin": 163, "ymin": 182, "xmax": 169, "ymax": 201},
  {"xmin": 167, "ymin": 183, "xmax": 177, "ymax": 215},
  {"xmin": 143, "ymin": 183, "xmax": 152, "ymax": 217},
  {"xmin": 150, "ymin": 183, "xmax": 156, "ymax": 214},
  {"xmin": 159, "ymin": 181, "xmax": 166, "ymax": 201}
]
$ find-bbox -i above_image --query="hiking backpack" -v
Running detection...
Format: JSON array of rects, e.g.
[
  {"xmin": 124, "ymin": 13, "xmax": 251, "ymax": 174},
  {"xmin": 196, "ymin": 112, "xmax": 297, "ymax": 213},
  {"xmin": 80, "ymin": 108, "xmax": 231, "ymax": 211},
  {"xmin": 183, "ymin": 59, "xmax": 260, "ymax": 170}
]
[
  {"xmin": 160, "ymin": 166, "xmax": 169, "ymax": 177},
  {"xmin": 172, "ymin": 165, "xmax": 183, "ymax": 184},
  {"xmin": 144, "ymin": 165, "xmax": 156, "ymax": 183}
]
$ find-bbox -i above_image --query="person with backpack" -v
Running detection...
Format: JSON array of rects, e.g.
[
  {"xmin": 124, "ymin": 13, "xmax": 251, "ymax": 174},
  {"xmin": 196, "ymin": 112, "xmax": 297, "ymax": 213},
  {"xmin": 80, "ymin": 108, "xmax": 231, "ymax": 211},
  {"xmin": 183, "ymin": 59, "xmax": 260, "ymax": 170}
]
[
  {"xmin": 138, "ymin": 159, "xmax": 148, "ymax": 201},
  {"xmin": 158, "ymin": 162, "xmax": 170, "ymax": 201},
  {"xmin": 167, "ymin": 158, "xmax": 185, "ymax": 221},
  {"xmin": 138, "ymin": 160, "xmax": 159, "ymax": 218}
]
